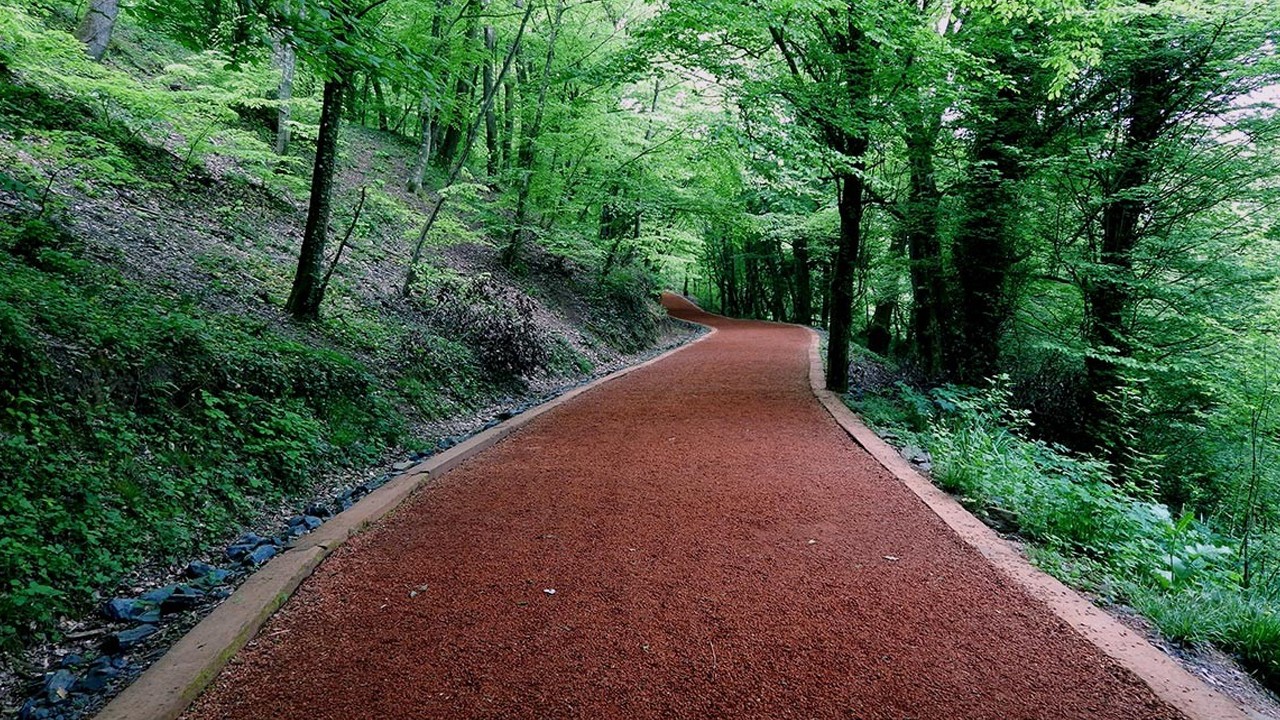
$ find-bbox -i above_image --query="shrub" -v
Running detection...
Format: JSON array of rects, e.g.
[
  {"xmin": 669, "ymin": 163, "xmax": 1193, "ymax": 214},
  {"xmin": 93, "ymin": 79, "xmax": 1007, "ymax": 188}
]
[{"xmin": 425, "ymin": 276, "xmax": 551, "ymax": 380}]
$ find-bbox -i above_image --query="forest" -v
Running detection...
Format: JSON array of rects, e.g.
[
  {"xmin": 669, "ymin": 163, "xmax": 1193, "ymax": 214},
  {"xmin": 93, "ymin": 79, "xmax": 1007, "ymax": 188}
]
[{"xmin": 2, "ymin": 0, "xmax": 1280, "ymax": 707}]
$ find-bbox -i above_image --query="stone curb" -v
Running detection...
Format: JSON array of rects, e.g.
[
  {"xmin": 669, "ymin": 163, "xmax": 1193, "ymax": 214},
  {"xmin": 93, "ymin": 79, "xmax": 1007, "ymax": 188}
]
[
  {"xmin": 805, "ymin": 330, "xmax": 1258, "ymax": 720},
  {"xmin": 94, "ymin": 319, "xmax": 717, "ymax": 720}
]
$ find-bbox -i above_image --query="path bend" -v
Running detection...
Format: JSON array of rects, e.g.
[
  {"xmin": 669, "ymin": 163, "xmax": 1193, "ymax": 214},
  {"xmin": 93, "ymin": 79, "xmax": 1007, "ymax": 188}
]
[{"xmin": 185, "ymin": 295, "xmax": 1182, "ymax": 720}]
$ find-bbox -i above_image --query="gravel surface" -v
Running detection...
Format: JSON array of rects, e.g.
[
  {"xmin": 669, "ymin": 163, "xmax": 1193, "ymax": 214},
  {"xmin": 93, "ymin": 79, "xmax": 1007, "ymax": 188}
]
[{"xmin": 184, "ymin": 296, "xmax": 1184, "ymax": 720}]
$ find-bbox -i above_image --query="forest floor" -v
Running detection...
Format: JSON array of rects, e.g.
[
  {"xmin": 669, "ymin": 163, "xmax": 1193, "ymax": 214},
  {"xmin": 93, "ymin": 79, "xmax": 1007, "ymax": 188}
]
[{"xmin": 183, "ymin": 295, "xmax": 1190, "ymax": 720}]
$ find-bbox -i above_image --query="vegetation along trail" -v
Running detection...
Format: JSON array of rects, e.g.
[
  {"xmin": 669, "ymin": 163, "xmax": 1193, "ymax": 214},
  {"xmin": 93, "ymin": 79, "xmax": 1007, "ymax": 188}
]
[{"xmin": 184, "ymin": 295, "xmax": 1181, "ymax": 720}]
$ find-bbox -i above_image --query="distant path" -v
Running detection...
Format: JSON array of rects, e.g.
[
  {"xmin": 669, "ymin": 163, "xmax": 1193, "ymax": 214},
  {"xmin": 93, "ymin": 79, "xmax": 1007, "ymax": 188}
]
[{"xmin": 185, "ymin": 295, "xmax": 1181, "ymax": 720}]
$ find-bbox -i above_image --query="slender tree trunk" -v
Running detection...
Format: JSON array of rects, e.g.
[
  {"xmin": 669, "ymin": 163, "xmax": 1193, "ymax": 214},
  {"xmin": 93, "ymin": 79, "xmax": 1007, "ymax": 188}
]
[
  {"xmin": 483, "ymin": 20, "xmax": 500, "ymax": 178},
  {"xmin": 286, "ymin": 77, "xmax": 346, "ymax": 319},
  {"xmin": 76, "ymin": 0, "xmax": 119, "ymax": 61},
  {"xmin": 373, "ymin": 77, "xmax": 389, "ymax": 131},
  {"xmin": 501, "ymin": 78, "xmax": 516, "ymax": 169},
  {"xmin": 272, "ymin": 36, "xmax": 296, "ymax": 154},
  {"xmin": 502, "ymin": 0, "xmax": 563, "ymax": 268}
]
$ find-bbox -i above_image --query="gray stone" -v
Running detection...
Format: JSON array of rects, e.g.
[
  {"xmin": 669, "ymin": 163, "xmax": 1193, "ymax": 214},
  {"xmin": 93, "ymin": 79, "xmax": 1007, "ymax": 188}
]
[
  {"xmin": 103, "ymin": 623, "xmax": 157, "ymax": 653},
  {"xmin": 244, "ymin": 544, "xmax": 277, "ymax": 566},
  {"xmin": 42, "ymin": 669, "xmax": 76, "ymax": 704}
]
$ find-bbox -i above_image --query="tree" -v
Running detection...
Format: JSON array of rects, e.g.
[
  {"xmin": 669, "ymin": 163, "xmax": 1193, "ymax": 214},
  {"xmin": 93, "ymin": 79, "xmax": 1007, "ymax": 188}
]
[{"xmin": 282, "ymin": 0, "xmax": 396, "ymax": 319}]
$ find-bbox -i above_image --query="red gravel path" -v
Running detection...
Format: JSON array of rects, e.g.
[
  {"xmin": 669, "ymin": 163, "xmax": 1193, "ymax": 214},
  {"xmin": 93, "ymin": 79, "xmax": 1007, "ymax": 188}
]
[{"xmin": 184, "ymin": 296, "xmax": 1183, "ymax": 720}]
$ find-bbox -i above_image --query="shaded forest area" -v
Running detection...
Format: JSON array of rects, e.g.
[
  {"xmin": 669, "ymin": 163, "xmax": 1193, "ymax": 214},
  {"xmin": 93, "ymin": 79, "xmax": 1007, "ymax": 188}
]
[{"xmin": 2, "ymin": 0, "xmax": 1280, "ymax": 707}]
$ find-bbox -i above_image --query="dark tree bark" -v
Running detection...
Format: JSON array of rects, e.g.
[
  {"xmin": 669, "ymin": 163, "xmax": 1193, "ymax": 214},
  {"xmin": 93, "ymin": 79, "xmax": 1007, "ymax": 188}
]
[
  {"xmin": 483, "ymin": 21, "xmax": 500, "ymax": 177},
  {"xmin": 903, "ymin": 117, "xmax": 945, "ymax": 376},
  {"xmin": 286, "ymin": 77, "xmax": 346, "ymax": 319},
  {"xmin": 827, "ymin": 168, "xmax": 865, "ymax": 390},
  {"xmin": 948, "ymin": 60, "xmax": 1039, "ymax": 384},
  {"xmin": 791, "ymin": 233, "xmax": 812, "ymax": 325},
  {"xmin": 76, "ymin": 0, "xmax": 119, "ymax": 61},
  {"xmin": 1082, "ymin": 34, "xmax": 1174, "ymax": 459}
]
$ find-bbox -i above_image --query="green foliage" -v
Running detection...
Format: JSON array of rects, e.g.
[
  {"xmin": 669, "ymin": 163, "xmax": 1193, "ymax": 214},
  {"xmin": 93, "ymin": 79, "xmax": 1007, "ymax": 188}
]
[
  {"xmin": 847, "ymin": 379, "xmax": 1279, "ymax": 689},
  {"xmin": 0, "ymin": 217, "xmax": 403, "ymax": 649}
]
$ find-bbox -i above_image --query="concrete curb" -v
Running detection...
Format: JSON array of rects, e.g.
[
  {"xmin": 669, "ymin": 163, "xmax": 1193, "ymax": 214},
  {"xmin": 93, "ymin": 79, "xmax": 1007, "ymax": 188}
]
[
  {"xmin": 805, "ymin": 330, "xmax": 1257, "ymax": 720},
  {"xmin": 94, "ymin": 321, "xmax": 717, "ymax": 720}
]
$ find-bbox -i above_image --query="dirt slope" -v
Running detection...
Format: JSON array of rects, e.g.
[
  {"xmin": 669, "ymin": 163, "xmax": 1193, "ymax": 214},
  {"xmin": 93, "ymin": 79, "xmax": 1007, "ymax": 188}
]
[{"xmin": 183, "ymin": 296, "xmax": 1182, "ymax": 720}]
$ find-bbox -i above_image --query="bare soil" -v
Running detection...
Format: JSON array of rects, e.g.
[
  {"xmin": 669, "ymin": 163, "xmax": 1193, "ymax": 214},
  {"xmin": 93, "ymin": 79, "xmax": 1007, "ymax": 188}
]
[{"xmin": 184, "ymin": 298, "xmax": 1185, "ymax": 720}]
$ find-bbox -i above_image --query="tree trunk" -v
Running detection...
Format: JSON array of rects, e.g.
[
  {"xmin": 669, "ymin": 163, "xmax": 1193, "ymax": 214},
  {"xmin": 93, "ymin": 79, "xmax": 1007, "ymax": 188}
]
[
  {"xmin": 826, "ymin": 170, "xmax": 865, "ymax": 390},
  {"xmin": 903, "ymin": 118, "xmax": 944, "ymax": 376},
  {"xmin": 1082, "ymin": 42, "xmax": 1170, "ymax": 462},
  {"xmin": 272, "ymin": 36, "xmax": 296, "ymax": 154},
  {"xmin": 791, "ymin": 234, "xmax": 812, "ymax": 325},
  {"xmin": 373, "ymin": 77, "xmax": 389, "ymax": 131},
  {"xmin": 948, "ymin": 72, "xmax": 1037, "ymax": 384},
  {"xmin": 502, "ymin": 0, "xmax": 563, "ymax": 268},
  {"xmin": 483, "ymin": 22, "xmax": 500, "ymax": 178},
  {"xmin": 286, "ymin": 77, "xmax": 345, "ymax": 320},
  {"xmin": 501, "ymin": 78, "xmax": 516, "ymax": 170},
  {"xmin": 436, "ymin": 1, "xmax": 480, "ymax": 169},
  {"xmin": 76, "ymin": 0, "xmax": 119, "ymax": 61}
]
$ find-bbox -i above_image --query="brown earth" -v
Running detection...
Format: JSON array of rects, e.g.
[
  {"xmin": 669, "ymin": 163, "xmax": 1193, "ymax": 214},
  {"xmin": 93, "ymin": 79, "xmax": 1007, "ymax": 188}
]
[{"xmin": 183, "ymin": 296, "xmax": 1184, "ymax": 720}]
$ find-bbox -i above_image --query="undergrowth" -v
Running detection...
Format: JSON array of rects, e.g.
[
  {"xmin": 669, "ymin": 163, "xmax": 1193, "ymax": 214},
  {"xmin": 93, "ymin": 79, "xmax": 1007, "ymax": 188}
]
[
  {"xmin": 0, "ymin": 217, "xmax": 406, "ymax": 648},
  {"xmin": 847, "ymin": 377, "xmax": 1280, "ymax": 692}
]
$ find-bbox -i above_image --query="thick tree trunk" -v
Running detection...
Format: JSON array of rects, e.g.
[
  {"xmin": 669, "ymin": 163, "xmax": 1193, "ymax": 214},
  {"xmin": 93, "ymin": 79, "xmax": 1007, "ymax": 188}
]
[
  {"xmin": 791, "ymin": 234, "xmax": 812, "ymax": 325},
  {"xmin": 826, "ymin": 170, "xmax": 865, "ymax": 390},
  {"xmin": 949, "ymin": 73, "xmax": 1036, "ymax": 384},
  {"xmin": 436, "ymin": 2, "xmax": 480, "ymax": 169},
  {"xmin": 1082, "ymin": 51, "xmax": 1169, "ymax": 462},
  {"xmin": 76, "ymin": 0, "xmax": 119, "ymax": 61},
  {"xmin": 903, "ymin": 120, "xmax": 944, "ymax": 376},
  {"xmin": 286, "ymin": 77, "xmax": 345, "ymax": 319}
]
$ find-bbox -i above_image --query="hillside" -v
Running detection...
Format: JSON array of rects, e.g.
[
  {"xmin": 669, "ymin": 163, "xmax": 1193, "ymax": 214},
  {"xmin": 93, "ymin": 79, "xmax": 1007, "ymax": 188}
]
[{"xmin": 0, "ymin": 4, "xmax": 694, "ymax": 705}]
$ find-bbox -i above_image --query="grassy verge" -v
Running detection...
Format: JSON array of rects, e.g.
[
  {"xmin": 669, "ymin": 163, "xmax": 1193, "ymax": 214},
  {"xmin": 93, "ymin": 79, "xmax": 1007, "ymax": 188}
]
[{"xmin": 846, "ymin": 377, "xmax": 1280, "ymax": 692}]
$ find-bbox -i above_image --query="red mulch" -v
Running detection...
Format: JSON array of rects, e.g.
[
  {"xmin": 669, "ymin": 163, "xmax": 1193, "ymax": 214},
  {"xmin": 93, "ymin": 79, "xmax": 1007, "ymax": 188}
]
[{"xmin": 184, "ymin": 295, "xmax": 1182, "ymax": 720}]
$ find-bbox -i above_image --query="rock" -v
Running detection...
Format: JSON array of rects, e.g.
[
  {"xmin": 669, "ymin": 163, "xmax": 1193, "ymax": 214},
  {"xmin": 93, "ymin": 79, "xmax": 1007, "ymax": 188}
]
[
  {"xmin": 58, "ymin": 654, "xmax": 83, "ymax": 669},
  {"xmin": 102, "ymin": 598, "xmax": 160, "ymax": 624},
  {"xmin": 496, "ymin": 410, "xmax": 514, "ymax": 421},
  {"xmin": 42, "ymin": 669, "xmax": 76, "ymax": 704},
  {"xmin": 74, "ymin": 661, "xmax": 120, "ymax": 692},
  {"xmin": 103, "ymin": 624, "xmax": 157, "ymax": 653},
  {"xmin": 287, "ymin": 515, "xmax": 306, "ymax": 528},
  {"xmin": 160, "ymin": 585, "xmax": 205, "ymax": 613},
  {"xmin": 304, "ymin": 503, "xmax": 333, "ymax": 519},
  {"xmin": 392, "ymin": 460, "xmax": 415, "ymax": 472},
  {"xmin": 139, "ymin": 586, "xmax": 176, "ymax": 607},
  {"xmin": 18, "ymin": 698, "xmax": 49, "ymax": 720},
  {"xmin": 902, "ymin": 445, "xmax": 931, "ymax": 465},
  {"xmin": 185, "ymin": 561, "xmax": 218, "ymax": 579},
  {"xmin": 244, "ymin": 545, "xmax": 277, "ymax": 567},
  {"xmin": 301, "ymin": 515, "xmax": 323, "ymax": 531},
  {"xmin": 190, "ymin": 567, "xmax": 231, "ymax": 589}
]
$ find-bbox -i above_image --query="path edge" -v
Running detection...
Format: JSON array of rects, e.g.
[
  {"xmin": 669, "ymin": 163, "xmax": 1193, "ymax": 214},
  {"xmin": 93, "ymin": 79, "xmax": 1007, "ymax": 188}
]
[
  {"xmin": 94, "ymin": 318, "xmax": 717, "ymax": 720},
  {"xmin": 804, "ymin": 330, "xmax": 1259, "ymax": 720}
]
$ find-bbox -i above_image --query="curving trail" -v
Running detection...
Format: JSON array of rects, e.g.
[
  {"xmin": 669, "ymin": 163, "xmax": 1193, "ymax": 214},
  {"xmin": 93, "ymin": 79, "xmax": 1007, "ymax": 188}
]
[{"xmin": 185, "ymin": 295, "xmax": 1182, "ymax": 720}]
